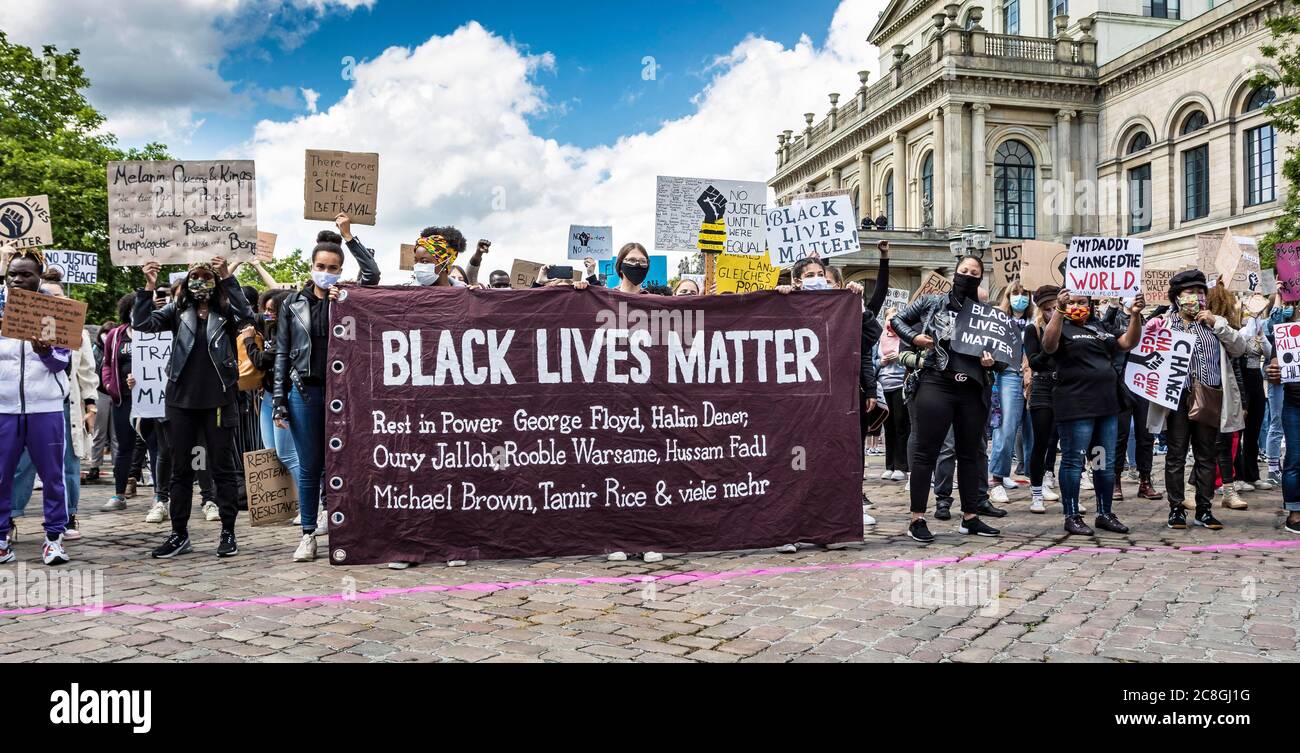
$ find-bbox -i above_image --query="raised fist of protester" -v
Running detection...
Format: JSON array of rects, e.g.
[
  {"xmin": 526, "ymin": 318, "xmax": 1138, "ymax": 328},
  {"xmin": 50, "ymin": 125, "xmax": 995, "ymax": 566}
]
[
  {"xmin": 981, "ymin": 350, "xmax": 995, "ymax": 368},
  {"xmin": 335, "ymin": 213, "xmax": 353, "ymax": 241},
  {"xmin": 474, "ymin": 239, "xmax": 490, "ymax": 258},
  {"xmin": 1267, "ymin": 357, "xmax": 1282, "ymax": 384},
  {"xmin": 142, "ymin": 261, "xmax": 161, "ymax": 290},
  {"xmin": 583, "ymin": 256, "xmax": 597, "ymax": 274},
  {"xmin": 1055, "ymin": 290, "xmax": 1071, "ymax": 311},
  {"xmin": 697, "ymin": 186, "xmax": 727, "ymax": 223},
  {"xmin": 211, "ymin": 256, "xmax": 232, "ymax": 280},
  {"xmin": 1128, "ymin": 294, "xmax": 1146, "ymax": 315},
  {"xmin": 877, "ymin": 240, "xmax": 890, "ymax": 257}
]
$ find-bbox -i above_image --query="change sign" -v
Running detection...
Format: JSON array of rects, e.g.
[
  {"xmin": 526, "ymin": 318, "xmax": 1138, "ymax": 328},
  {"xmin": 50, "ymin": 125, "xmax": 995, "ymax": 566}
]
[
  {"xmin": 1124, "ymin": 321, "xmax": 1195, "ymax": 410},
  {"xmin": 766, "ymin": 194, "xmax": 859, "ymax": 267},
  {"xmin": 950, "ymin": 299, "xmax": 1022, "ymax": 367},
  {"xmin": 1065, "ymin": 237, "xmax": 1143, "ymax": 298},
  {"xmin": 1274, "ymin": 322, "xmax": 1300, "ymax": 383}
]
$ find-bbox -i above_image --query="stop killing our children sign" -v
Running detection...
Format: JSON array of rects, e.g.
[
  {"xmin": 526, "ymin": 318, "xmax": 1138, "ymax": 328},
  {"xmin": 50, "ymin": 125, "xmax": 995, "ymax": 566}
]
[
  {"xmin": 1124, "ymin": 321, "xmax": 1195, "ymax": 409},
  {"xmin": 1274, "ymin": 322, "xmax": 1300, "ymax": 383},
  {"xmin": 1065, "ymin": 237, "xmax": 1143, "ymax": 298}
]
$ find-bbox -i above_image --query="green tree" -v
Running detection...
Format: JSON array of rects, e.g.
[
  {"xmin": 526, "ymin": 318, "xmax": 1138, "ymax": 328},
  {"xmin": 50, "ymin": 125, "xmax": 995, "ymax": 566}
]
[
  {"xmin": 237, "ymin": 248, "xmax": 310, "ymax": 292},
  {"xmin": 1256, "ymin": 7, "xmax": 1300, "ymax": 268},
  {"xmin": 0, "ymin": 31, "xmax": 170, "ymax": 323}
]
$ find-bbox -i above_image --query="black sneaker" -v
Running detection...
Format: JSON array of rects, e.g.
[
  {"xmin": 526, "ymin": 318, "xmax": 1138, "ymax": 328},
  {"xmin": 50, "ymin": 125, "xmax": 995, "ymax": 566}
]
[
  {"xmin": 1064, "ymin": 515, "xmax": 1094, "ymax": 536},
  {"xmin": 1167, "ymin": 508, "xmax": 1187, "ymax": 529},
  {"xmin": 976, "ymin": 501, "xmax": 1008, "ymax": 518},
  {"xmin": 958, "ymin": 516, "xmax": 1000, "ymax": 537},
  {"xmin": 861, "ymin": 491, "xmax": 874, "ymax": 510},
  {"xmin": 151, "ymin": 532, "xmax": 192, "ymax": 559},
  {"xmin": 908, "ymin": 518, "xmax": 935, "ymax": 543},
  {"xmin": 1095, "ymin": 513, "xmax": 1129, "ymax": 534},
  {"xmin": 1194, "ymin": 510, "xmax": 1224, "ymax": 530},
  {"xmin": 217, "ymin": 530, "xmax": 239, "ymax": 557},
  {"xmin": 933, "ymin": 501, "xmax": 952, "ymax": 521},
  {"xmin": 1285, "ymin": 517, "xmax": 1300, "ymax": 535}
]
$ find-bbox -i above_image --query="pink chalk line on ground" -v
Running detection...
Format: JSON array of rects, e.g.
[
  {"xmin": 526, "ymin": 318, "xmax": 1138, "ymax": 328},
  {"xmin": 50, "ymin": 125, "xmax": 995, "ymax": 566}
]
[{"xmin": 2, "ymin": 538, "xmax": 1297, "ymax": 618}]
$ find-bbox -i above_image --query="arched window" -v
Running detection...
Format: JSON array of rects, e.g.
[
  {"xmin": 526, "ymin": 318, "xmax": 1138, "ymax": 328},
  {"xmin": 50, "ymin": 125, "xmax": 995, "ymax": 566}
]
[
  {"xmin": 1245, "ymin": 87, "xmax": 1277, "ymax": 205},
  {"xmin": 994, "ymin": 140, "xmax": 1035, "ymax": 239},
  {"xmin": 883, "ymin": 171, "xmax": 894, "ymax": 228},
  {"xmin": 921, "ymin": 152, "xmax": 934, "ymax": 215},
  {"xmin": 1181, "ymin": 110, "xmax": 1208, "ymax": 135},
  {"xmin": 1127, "ymin": 131, "xmax": 1151, "ymax": 154}
]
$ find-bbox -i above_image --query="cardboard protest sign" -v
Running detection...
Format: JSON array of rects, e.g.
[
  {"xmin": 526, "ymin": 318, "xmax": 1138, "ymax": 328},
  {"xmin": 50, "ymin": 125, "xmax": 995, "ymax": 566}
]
[
  {"xmin": 243, "ymin": 449, "xmax": 299, "ymax": 526},
  {"xmin": 1275, "ymin": 323, "xmax": 1300, "ymax": 383},
  {"xmin": 256, "ymin": 231, "xmax": 277, "ymax": 262},
  {"xmin": 949, "ymin": 299, "xmax": 1022, "ymax": 367},
  {"xmin": 767, "ymin": 194, "xmax": 859, "ymax": 267},
  {"xmin": 43, "ymin": 250, "xmax": 98, "ymax": 285},
  {"xmin": 877, "ymin": 287, "xmax": 910, "ymax": 322},
  {"xmin": 654, "ymin": 176, "xmax": 765, "ymax": 255},
  {"xmin": 715, "ymin": 251, "xmax": 779, "ymax": 294},
  {"xmin": 510, "ymin": 259, "xmax": 545, "ymax": 289},
  {"xmin": 1065, "ymin": 237, "xmax": 1143, "ymax": 298},
  {"xmin": 989, "ymin": 243, "xmax": 1021, "ymax": 292},
  {"xmin": 399, "ymin": 244, "xmax": 417, "ymax": 271},
  {"xmin": 1142, "ymin": 267, "xmax": 1180, "ymax": 307},
  {"xmin": 1017, "ymin": 240, "xmax": 1068, "ymax": 291},
  {"xmin": 0, "ymin": 288, "xmax": 86, "ymax": 349},
  {"xmin": 599, "ymin": 256, "xmax": 668, "ymax": 289},
  {"xmin": 323, "ymin": 286, "xmax": 864, "ymax": 564},
  {"xmin": 1215, "ymin": 232, "xmax": 1261, "ymax": 292},
  {"xmin": 1244, "ymin": 293, "xmax": 1271, "ymax": 317},
  {"xmin": 108, "ymin": 161, "xmax": 257, "ymax": 265},
  {"xmin": 130, "ymin": 330, "xmax": 171, "ymax": 419},
  {"xmin": 0, "ymin": 195, "xmax": 53, "ymax": 249},
  {"xmin": 1197, "ymin": 234, "xmax": 1222, "ymax": 287},
  {"xmin": 1124, "ymin": 322, "xmax": 1195, "ymax": 409},
  {"xmin": 910, "ymin": 270, "xmax": 953, "ymax": 302},
  {"xmin": 567, "ymin": 225, "xmax": 613, "ymax": 261},
  {"xmin": 304, "ymin": 150, "xmax": 379, "ymax": 225},
  {"xmin": 1259, "ymin": 269, "xmax": 1278, "ymax": 295},
  {"xmin": 1276, "ymin": 241, "xmax": 1300, "ymax": 302}
]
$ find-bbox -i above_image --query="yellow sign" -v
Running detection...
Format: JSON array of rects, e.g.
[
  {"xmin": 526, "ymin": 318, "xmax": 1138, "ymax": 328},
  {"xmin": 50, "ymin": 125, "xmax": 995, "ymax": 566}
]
[{"xmin": 715, "ymin": 252, "xmax": 779, "ymax": 294}]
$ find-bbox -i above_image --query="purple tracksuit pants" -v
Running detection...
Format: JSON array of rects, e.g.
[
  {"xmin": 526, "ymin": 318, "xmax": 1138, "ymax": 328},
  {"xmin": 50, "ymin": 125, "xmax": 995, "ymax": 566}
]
[{"xmin": 0, "ymin": 412, "xmax": 68, "ymax": 541}]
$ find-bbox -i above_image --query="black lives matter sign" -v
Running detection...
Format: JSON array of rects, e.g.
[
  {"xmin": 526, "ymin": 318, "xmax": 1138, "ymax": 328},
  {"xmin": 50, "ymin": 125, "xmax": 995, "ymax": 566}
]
[{"xmin": 950, "ymin": 298, "xmax": 1022, "ymax": 368}]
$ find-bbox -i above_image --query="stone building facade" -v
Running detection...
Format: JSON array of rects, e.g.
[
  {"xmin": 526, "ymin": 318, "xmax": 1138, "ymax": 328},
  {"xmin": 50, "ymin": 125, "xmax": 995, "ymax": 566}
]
[{"xmin": 769, "ymin": 0, "xmax": 1293, "ymax": 292}]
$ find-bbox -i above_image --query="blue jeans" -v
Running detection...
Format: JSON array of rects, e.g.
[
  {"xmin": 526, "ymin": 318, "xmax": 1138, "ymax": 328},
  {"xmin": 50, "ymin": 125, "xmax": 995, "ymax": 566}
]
[
  {"xmin": 1281, "ymin": 402, "xmax": 1300, "ymax": 512},
  {"xmin": 285, "ymin": 385, "xmax": 324, "ymax": 532},
  {"xmin": 12, "ymin": 403, "xmax": 80, "ymax": 517},
  {"xmin": 1058, "ymin": 415, "xmax": 1117, "ymax": 518},
  {"xmin": 259, "ymin": 394, "xmax": 300, "ymax": 486},
  {"xmin": 1267, "ymin": 382, "xmax": 1284, "ymax": 469},
  {"xmin": 989, "ymin": 370, "xmax": 1028, "ymax": 478}
]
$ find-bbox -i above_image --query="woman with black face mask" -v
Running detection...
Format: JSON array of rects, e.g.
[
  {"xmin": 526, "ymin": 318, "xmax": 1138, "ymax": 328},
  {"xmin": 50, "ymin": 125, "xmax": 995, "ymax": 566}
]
[{"xmin": 890, "ymin": 257, "xmax": 1001, "ymax": 544}]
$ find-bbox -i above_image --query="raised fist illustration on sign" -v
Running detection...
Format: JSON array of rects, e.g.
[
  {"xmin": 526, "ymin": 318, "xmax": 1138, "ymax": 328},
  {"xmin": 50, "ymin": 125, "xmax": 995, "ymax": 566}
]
[{"xmin": 696, "ymin": 185, "xmax": 727, "ymax": 254}]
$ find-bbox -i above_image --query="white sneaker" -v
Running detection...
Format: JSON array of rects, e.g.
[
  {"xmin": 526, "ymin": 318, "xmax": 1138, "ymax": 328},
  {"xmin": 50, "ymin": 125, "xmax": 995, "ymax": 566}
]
[
  {"xmin": 1029, "ymin": 498, "xmax": 1046, "ymax": 513},
  {"xmin": 145, "ymin": 500, "xmax": 168, "ymax": 523},
  {"xmin": 387, "ymin": 561, "xmax": 413, "ymax": 570},
  {"xmin": 905, "ymin": 480, "xmax": 911, "ymax": 491},
  {"xmin": 447, "ymin": 560, "xmax": 467, "ymax": 567},
  {"xmin": 293, "ymin": 533, "xmax": 317, "ymax": 562},
  {"xmin": 891, "ymin": 470, "xmax": 906, "ymax": 481},
  {"xmin": 606, "ymin": 552, "xmax": 628, "ymax": 562},
  {"xmin": 1078, "ymin": 502, "xmax": 1088, "ymax": 514},
  {"xmin": 62, "ymin": 518, "xmax": 81, "ymax": 541},
  {"xmin": 642, "ymin": 551, "xmax": 664, "ymax": 563},
  {"xmin": 1042, "ymin": 486, "xmax": 1060, "ymax": 501},
  {"xmin": 291, "ymin": 513, "xmax": 301, "ymax": 525},
  {"xmin": 863, "ymin": 512, "xmax": 877, "ymax": 526},
  {"xmin": 1081, "ymin": 474, "xmax": 1094, "ymax": 490},
  {"xmin": 1233, "ymin": 480, "xmax": 1255, "ymax": 493},
  {"xmin": 776, "ymin": 544, "xmax": 798, "ymax": 553},
  {"xmin": 880, "ymin": 470, "xmax": 892, "ymax": 480},
  {"xmin": 316, "ymin": 505, "xmax": 328, "ymax": 534},
  {"xmin": 990, "ymin": 486, "xmax": 1009, "ymax": 504},
  {"xmin": 0, "ymin": 541, "xmax": 13, "ymax": 564},
  {"xmin": 1044, "ymin": 472, "xmax": 1056, "ymax": 490},
  {"xmin": 42, "ymin": 536, "xmax": 69, "ymax": 566},
  {"xmin": 101, "ymin": 495, "xmax": 126, "ymax": 512},
  {"xmin": 202, "ymin": 501, "xmax": 219, "ymax": 522},
  {"xmin": 1000, "ymin": 477, "xmax": 1019, "ymax": 490},
  {"xmin": 1253, "ymin": 479, "xmax": 1275, "ymax": 491}
]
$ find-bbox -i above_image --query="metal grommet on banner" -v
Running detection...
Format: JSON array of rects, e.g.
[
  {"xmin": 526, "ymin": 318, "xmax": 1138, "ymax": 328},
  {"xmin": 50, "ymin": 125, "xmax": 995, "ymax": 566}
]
[
  {"xmin": 329, "ymin": 436, "xmax": 343, "ymax": 451},
  {"xmin": 331, "ymin": 511, "xmax": 344, "ymax": 526},
  {"xmin": 329, "ymin": 476, "xmax": 343, "ymax": 491},
  {"xmin": 332, "ymin": 549, "xmax": 346, "ymax": 563},
  {"xmin": 330, "ymin": 398, "xmax": 344, "ymax": 414},
  {"xmin": 331, "ymin": 360, "xmax": 345, "ymax": 374},
  {"xmin": 336, "ymin": 288, "xmax": 348, "ymax": 302},
  {"xmin": 332, "ymin": 323, "xmax": 347, "ymax": 338}
]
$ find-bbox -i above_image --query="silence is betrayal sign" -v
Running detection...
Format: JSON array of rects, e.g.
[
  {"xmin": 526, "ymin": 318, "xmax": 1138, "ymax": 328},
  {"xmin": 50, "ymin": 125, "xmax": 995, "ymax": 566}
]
[
  {"xmin": 304, "ymin": 150, "xmax": 379, "ymax": 225},
  {"xmin": 323, "ymin": 286, "xmax": 864, "ymax": 564},
  {"xmin": 108, "ymin": 161, "xmax": 257, "ymax": 266},
  {"xmin": 654, "ymin": 176, "xmax": 765, "ymax": 255},
  {"xmin": 949, "ymin": 299, "xmax": 1022, "ymax": 367},
  {"xmin": 1124, "ymin": 321, "xmax": 1195, "ymax": 410},
  {"xmin": 1065, "ymin": 237, "xmax": 1143, "ymax": 298}
]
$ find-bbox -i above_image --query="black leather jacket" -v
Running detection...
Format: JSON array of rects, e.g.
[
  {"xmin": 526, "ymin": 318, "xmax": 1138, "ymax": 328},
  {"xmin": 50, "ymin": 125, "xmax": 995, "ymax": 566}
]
[
  {"xmin": 891, "ymin": 292, "xmax": 1006, "ymax": 377},
  {"xmin": 131, "ymin": 276, "xmax": 253, "ymax": 392},
  {"xmin": 273, "ymin": 236, "xmax": 381, "ymax": 413}
]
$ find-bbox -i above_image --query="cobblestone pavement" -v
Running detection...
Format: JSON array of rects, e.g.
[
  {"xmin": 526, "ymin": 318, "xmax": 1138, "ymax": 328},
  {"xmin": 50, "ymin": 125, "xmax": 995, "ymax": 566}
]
[{"xmin": 1, "ymin": 455, "xmax": 1297, "ymax": 663}]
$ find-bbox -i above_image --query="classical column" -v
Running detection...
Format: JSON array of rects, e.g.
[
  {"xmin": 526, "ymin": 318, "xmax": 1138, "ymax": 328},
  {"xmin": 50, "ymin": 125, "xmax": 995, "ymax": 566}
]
[
  {"xmin": 929, "ymin": 108, "xmax": 945, "ymax": 231},
  {"xmin": 944, "ymin": 103, "xmax": 963, "ymax": 227},
  {"xmin": 828, "ymin": 166, "xmax": 842, "ymax": 190},
  {"xmin": 971, "ymin": 103, "xmax": 989, "ymax": 230},
  {"xmin": 1080, "ymin": 111, "xmax": 1099, "ymax": 234},
  {"xmin": 893, "ymin": 132, "xmax": 907, "ymax": 227},
  {"xmin": 856, "ymin": 150, "xmax": 871, "ymax": 223},
  {"xmin": 1056, "ymin": 109, "xmax": 1076, "ymax": 237}
]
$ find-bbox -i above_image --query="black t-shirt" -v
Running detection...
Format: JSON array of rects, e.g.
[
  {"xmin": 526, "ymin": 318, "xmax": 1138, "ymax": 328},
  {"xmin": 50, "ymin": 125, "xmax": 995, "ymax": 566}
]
[
  {"xmin": 304, "ymin": 293, "xmax": 330, "ymax": 386},
  {"xmin": 169, "ymin": 318, "xmax": 232, "ymax": 410},
  {"xmin": 1051, "ymin": 320, "xmax": 1119, "ymax": 422},
  {"xmin": 1022, "ymin": 324, "xmax": 1056, "ymax": 410}
]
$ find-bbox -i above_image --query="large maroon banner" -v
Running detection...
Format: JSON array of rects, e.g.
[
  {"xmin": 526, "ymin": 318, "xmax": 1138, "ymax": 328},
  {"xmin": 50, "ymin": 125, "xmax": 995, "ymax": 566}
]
[{"xmin": 323, "ymin": 285, "xmax": 863, "ymax": 565}]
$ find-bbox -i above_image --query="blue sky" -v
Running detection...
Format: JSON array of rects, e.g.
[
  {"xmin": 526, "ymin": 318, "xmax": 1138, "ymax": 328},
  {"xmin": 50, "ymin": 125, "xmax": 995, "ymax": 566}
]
[{"xmin": 191, "ymin": 0, "xmax": 843, "ymax": 155}]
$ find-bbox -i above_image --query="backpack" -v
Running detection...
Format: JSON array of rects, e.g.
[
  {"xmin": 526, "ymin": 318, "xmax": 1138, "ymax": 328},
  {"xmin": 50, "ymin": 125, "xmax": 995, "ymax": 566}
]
[{"xmin": 236, "ymin": 330, "xmax": 264, "ymax": 391}]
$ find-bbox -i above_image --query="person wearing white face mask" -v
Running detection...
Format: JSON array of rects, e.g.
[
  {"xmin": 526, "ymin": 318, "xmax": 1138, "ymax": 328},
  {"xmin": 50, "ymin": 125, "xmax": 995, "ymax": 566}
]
[{"xmin": 988, "ymin": 283, "xmax": 1034, "ymax": 503}]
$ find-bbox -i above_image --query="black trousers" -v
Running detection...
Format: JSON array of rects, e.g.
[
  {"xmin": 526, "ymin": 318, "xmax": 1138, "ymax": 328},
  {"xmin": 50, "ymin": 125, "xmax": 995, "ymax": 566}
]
[
  {"xmin": 1236, "ymin": 369, "xmax": 1266, "ymax": 483},
  {"xmin": 1028, "ymin": 406, "xmax": 1059, "ymax": 487},
  {"xmin": 152, "ymin": 421, "xmax": 215, "ymax": 505},
  {"xmin": 883, "ymin": 388, "xmax": 910, "ymax": 472},
  {"xmin": 164, "ymin": 404, "xmax": 240, "ymax": 534},
  {"xmin": 1114, "ymin": 398, "xmax": 1155, "ymax": 478},
  {"xmin": 908, "ymin": 375, "xmax": 989, "ymax": 514},
  {"xmin": 1164, "ymin": 392, "xmax": 1219, "ymax": 511}
]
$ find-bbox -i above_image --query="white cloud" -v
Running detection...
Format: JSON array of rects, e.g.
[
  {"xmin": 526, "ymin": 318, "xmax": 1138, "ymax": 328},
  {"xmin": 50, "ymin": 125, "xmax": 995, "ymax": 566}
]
[
  {"xmin": 301, "ymin": 87, "xmax": 320, "ymax": 113},
  {"xmin": 243, "ymin": 1, "xmax": 885, "ymax": 283},
  {"xmin": 0, "ymin": 0, "xmax": 373, "ymax": 143}
]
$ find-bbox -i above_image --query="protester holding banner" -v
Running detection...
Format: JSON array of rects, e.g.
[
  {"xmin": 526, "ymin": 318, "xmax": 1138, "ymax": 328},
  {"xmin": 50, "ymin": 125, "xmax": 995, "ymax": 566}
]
[
  {"xmin": 134, "ymin": 256, "xmax": 253, "ymax": 558},
  {"xmin": 988, "ymin": 283, "xmax": 1034, "ymax": 503},
  {"xmin": 274, "ymin": 218, "xmax": 381, "ymax": 563},
  {"xmin": 241, "ymin": 289, "xmax": 302, "ymax": 540},
  {"xmin": 612, "ymin": 243, "xmax": 652, "ymax": 294},
  {"xmin": 409, "ymin": 226, "xmax": 466, "ymax": 288},
  {"xmin": 0, "ymin": 249, "xmax": 72, "ymax": 566},
  {"xmin": 1264, "ymin": 296, "xmax": 1296, "ymax": 485},
  {"xmin": 891, "ymin": 256, "xmax": 1002, "ymax": 543},
  {"xmin": 1264, "ymin": 357, "xmax": 1300, "ymax": 534},
  {"xmin": 1042, "ymin": 289, "xmax": 1144, "ymax": 536},
  {"xmin": 1145, "ymin": 271, "xmax": 1247, "ymax": 531},
  {"xmin": 673, "ymin": 279, "xmax": 700, "ymax": 296},
  {"xmin": 1022, "ymin": 285, "xmax": 1062, "ymax": 513}
]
